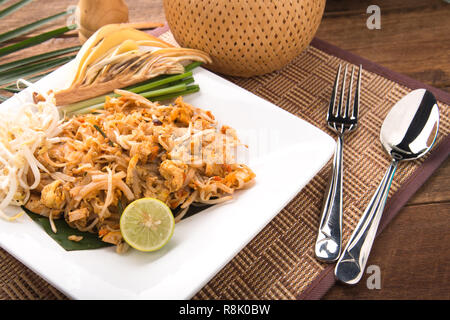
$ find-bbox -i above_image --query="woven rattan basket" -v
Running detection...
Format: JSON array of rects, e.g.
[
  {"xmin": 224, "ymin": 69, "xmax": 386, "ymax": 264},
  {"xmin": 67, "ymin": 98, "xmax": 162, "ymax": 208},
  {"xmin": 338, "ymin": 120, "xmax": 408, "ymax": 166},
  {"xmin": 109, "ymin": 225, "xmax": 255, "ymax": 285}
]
[{"xmin": 163, "ymin": 0, "xmax": 325, "ymax": 77}]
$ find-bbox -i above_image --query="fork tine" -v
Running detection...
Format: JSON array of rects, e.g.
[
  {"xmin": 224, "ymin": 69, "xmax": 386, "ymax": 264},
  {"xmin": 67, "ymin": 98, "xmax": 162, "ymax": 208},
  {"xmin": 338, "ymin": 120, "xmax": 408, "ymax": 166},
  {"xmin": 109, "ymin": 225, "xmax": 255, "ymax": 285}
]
[
  {"xmin": 352, "ymin": 65, "xmax": 362, "ymax": 119},
  {"xmin": 345, "ymin": 66, "xmax": 355, "ymax": 118},
  {"xmin": 328, "ymin": 64, "xmax": 341, "ymax": 120},
  {"xmin": 337, "ymin": 65, "xmax": 347, "ymax": 117}
]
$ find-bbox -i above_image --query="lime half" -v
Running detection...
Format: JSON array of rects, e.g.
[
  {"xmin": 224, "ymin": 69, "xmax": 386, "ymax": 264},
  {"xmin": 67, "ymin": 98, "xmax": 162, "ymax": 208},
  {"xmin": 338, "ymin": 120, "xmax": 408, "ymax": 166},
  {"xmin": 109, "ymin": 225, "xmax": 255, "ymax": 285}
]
[{"xmin": 120, "ymin": 198, "xmax": 175, "ymax": 252}]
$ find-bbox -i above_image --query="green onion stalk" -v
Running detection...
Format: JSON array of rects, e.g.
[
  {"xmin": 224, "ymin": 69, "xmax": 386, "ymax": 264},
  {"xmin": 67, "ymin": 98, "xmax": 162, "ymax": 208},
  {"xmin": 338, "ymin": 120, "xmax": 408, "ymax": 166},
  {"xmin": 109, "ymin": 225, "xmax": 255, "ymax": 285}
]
[
  {"xmin": 0, "ymin": 55, "xmax": 75, "ymax": 86},
  {"xmin": 0, "ymin": 0, "xmax": 33, "ymax": 20},
  {"xmin": 0, "ymin": 46, "xmax": 79, "ymax": 73},
  {"xmin": 1, "ymin": 70, "xmax": 52, "ymax": 93},
  {"xmin": 0, "ymin": 24, "xmax": 77, "ymax": 58},
  {"xmin": 61, "ymin": 61, "xmax": 203, "ymax": 115},
  {"xmin": 0, "ymin": 9, "xmax": 75, "ymax": 44},
  {"xmin": 67, "ymin": 83, "xmax": 195, "ymax": 116}
]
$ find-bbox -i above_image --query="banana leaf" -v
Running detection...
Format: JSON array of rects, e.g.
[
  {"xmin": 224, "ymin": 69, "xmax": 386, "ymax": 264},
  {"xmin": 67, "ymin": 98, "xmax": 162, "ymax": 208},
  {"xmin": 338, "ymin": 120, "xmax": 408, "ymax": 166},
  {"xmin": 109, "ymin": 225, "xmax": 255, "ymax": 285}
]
[
  {"xmin": 0, "ymin": 24, "xmax": 77, "ymax": 58},
  {"xmin": 0, "ymin": 0, "xmax": 32, "ymax": 19},
  {"xmin": 0, "ymin": 9, "xmax": 75, "ymax": 44},
  {"xmin": 22, "ymin": 206, "xmax": 112, "ymax": 251}
]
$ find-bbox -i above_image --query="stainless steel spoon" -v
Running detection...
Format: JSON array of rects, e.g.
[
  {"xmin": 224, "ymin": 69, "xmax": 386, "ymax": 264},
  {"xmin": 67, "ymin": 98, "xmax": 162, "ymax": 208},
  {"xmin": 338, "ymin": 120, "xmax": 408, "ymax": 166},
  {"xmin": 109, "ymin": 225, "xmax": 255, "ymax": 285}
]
[{"xmin": 334, "ymin": 88, "xmax": 440, "ymax": 285}]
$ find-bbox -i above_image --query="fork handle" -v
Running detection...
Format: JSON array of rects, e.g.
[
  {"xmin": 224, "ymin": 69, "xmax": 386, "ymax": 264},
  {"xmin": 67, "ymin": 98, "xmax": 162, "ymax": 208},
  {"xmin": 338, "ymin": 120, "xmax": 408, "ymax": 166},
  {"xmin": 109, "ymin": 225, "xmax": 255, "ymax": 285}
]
[
  {"xmin": 335, "ymin": 160, "xmax": 398, "ymax": 284},
  {"xmin": 315, "ymin": 134, "xmax": 344, "ymax": 262}
]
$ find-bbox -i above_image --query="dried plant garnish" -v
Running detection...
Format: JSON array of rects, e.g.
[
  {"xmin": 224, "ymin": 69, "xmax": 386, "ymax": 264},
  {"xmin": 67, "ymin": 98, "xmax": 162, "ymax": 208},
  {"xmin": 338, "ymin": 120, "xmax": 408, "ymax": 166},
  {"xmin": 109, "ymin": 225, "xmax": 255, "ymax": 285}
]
[{"xmin": 54, "ymin": 25, "xmax": 211, "ymax": 106}]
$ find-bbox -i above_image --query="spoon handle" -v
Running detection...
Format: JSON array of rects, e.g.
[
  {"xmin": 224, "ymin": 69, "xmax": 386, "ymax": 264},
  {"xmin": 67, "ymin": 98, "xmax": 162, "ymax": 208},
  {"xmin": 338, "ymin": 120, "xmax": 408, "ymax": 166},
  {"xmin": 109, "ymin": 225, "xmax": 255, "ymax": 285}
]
[
  {"xmin": 315, "ymin": 135, "xmax": 344, "ymax": 262},
  {"xmin": 335, "ymin": 160, "xmax": 398, "ymax": 284}
]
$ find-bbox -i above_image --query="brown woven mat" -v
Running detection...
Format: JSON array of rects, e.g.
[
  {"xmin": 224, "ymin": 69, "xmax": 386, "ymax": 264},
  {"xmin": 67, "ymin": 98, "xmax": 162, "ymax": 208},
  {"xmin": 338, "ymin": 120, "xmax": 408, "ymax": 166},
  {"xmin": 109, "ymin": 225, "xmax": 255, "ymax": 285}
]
[{"xmin": 1, "ymin": 28, "xmax": 449, "ymax": 300}]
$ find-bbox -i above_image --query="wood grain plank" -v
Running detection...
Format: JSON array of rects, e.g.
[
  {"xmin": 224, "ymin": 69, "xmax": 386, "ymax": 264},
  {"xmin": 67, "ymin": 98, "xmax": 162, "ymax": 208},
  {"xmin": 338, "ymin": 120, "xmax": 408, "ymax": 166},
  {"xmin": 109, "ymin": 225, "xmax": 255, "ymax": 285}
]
[
  {"xmin": 316, "ymin": 0, "xmax": 450, "ymax": 92},
  {"xmin": 324, "ymin": 202, "xmax": 450, "ymax": 300},
  {"xmin": 407, "ymin": 159, "xmax": 450, "ymax": 205}
]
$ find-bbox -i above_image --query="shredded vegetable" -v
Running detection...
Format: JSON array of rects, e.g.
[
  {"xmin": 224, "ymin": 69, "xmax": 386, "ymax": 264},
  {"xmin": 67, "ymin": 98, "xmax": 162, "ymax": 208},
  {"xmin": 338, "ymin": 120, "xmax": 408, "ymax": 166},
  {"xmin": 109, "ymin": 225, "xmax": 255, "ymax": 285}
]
[{"xmin": 0, "ymin": 90, "xmax": 62, "ymax": 220}]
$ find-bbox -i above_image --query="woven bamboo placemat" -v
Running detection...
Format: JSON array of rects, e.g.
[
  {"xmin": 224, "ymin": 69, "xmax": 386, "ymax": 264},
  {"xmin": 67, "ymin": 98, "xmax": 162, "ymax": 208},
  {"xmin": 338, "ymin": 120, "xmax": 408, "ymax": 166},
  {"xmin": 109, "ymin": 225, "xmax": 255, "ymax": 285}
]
[{"xmin": 0, "ymin": 28, "xmax": 448, "ymax": 300}]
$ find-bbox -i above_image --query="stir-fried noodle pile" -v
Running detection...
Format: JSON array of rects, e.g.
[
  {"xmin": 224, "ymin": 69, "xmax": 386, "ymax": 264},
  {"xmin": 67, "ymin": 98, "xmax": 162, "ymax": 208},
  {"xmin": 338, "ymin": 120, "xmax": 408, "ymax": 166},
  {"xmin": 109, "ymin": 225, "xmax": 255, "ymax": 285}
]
[{"xmin": 2, "ymin": 91, "xmax": 254, "ymax": 252}]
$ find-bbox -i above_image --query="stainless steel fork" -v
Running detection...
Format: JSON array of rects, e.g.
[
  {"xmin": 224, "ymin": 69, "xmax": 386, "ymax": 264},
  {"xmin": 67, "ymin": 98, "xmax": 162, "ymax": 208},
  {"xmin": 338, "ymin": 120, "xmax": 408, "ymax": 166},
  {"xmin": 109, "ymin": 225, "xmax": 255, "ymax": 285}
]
[{"xmin": 315, "ymin": 64, "xmax": 361, "ymax": 262}]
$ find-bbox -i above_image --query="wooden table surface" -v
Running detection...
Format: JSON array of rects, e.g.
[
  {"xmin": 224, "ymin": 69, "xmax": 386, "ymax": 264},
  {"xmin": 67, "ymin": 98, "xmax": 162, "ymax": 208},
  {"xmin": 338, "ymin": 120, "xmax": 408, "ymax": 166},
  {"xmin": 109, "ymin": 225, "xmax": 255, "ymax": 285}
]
[{"xmin": 0, "ymin": 0, "xmax": 448, "ymax": 300}]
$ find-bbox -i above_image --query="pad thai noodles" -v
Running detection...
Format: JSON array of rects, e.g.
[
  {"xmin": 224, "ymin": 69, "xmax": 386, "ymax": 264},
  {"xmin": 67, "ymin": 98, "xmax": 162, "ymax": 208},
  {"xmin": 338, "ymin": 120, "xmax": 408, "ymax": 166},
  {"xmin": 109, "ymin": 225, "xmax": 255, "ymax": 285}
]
[{"xmin": 16, "ymin": 91, "xmax": 255, "ymax": 252}]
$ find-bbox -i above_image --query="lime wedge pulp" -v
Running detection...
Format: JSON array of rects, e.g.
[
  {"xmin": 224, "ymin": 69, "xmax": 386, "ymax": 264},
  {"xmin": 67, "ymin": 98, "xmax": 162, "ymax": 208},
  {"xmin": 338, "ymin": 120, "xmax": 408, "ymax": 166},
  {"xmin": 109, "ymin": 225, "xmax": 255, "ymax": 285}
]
[{"xmin": 120, "ymin": 198, "xmax": 175, "ymax": 252}]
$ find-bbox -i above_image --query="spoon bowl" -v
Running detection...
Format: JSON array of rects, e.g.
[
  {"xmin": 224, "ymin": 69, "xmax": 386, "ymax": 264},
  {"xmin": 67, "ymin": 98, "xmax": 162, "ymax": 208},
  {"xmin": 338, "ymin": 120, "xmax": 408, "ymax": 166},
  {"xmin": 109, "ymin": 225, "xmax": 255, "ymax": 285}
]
[
  {"xmin": 334, "ymin": 88, "xmax": 439, "ymax": 285},
  {"xmin": 381, "ymin": 89, "xmax": 439, "ymax": 161}
]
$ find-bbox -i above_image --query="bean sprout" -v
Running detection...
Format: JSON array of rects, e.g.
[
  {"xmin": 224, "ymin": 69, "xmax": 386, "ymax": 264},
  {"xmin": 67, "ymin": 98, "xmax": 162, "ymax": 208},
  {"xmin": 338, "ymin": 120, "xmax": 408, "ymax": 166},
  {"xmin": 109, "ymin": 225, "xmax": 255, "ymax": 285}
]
[{"xmin": 0, "ymin": 91, "xmax": 62, "ymax": 220}]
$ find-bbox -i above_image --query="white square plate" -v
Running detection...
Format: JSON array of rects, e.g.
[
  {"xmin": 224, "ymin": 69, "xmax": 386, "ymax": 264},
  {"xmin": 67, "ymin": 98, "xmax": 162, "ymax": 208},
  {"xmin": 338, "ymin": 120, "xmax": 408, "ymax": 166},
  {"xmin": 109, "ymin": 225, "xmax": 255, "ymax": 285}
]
[{"xmin": 0, "ymin": 64, "xmax": 334, "ymax": 299}]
